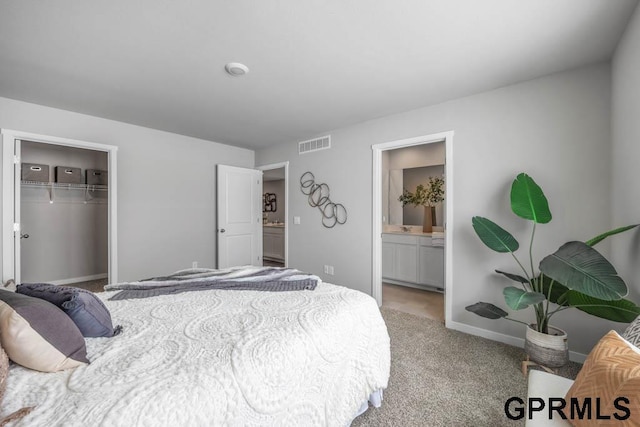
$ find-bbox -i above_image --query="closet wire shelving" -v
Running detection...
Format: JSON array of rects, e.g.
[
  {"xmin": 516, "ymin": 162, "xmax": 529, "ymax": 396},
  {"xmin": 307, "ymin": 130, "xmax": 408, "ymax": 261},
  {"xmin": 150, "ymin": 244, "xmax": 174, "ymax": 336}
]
[{"xmin": 21, "ymin": 180, "xmax": 108, "ymax": 204}]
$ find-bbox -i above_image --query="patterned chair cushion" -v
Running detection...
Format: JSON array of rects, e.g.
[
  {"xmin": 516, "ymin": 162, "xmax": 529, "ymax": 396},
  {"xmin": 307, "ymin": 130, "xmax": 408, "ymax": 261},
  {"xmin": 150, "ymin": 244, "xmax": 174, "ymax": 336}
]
[
  {"xmin": 622, "ymin": 315, "xmax": 640, "ymax": 347},
  {"xmin": 564, "ymin": 330, "xmax": 640, "ymax": 427}
]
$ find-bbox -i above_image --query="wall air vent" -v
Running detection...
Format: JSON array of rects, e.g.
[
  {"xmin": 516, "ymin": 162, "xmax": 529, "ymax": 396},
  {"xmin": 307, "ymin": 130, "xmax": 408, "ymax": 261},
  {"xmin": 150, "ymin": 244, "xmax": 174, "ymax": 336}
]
[{"xmin": 298, "ymin": 135, "xmax": 331, "ymax": 155}]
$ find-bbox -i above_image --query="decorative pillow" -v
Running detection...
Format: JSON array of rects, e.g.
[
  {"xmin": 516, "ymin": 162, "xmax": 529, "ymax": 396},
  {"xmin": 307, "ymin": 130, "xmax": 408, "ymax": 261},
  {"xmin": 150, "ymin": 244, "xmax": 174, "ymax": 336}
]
[
  {"xmin": 564, "ymin": 330, "xmax": 640, "ymax": 426},
  {"xmin": 622, "ymin": 315, "xmax": 640, "ymax": 347},
  {"xmin": 0, "ymin": 343, "xmax": 34, "ymax": 425},
  {"xmin": 17, "ymin": 283, "xmax": 118, "ymax": 338},
  {"xmin": 0, "ymin": 290, "xmax": 89, "ymax": 372}
]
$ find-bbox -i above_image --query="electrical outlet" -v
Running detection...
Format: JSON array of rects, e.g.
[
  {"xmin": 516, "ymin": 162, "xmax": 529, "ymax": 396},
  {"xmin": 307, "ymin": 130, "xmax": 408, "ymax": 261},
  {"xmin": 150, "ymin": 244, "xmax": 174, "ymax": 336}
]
[
  {"xmin": 294, "ymin": 216, "xmax": 301, "ymax": 225},
  {"xmin": 323, "ymin": 265, "xmax": 329, "ymax": 274},
  {"xmin": 328, "ymin": 266, "xmax": 334, "ymax": 275},
  {"xmin": 192, "ymin": 261, "xmax": 198, "ymax": 269}
]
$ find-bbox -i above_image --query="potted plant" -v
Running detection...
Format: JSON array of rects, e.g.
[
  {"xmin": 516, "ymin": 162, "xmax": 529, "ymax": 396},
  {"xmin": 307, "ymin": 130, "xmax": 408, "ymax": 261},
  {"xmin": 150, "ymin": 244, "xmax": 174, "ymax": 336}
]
[
  {"xmin": 466, "ymin": 173, "xmax": 639, "ymax": 368},
  {"xmin": 398, "ymin": 176, "xmax": 445, "ymax": 233}
]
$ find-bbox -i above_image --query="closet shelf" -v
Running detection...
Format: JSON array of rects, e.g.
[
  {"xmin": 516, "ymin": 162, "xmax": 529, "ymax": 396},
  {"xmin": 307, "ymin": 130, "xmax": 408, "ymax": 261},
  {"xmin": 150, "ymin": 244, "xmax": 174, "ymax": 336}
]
[
  {"xmin": 21, "ymin": 181, "xmax": 108, "ymax": 204},
  {"xmin": 21, "ymin": 181, "xmax": 108, "ymax": 191}
]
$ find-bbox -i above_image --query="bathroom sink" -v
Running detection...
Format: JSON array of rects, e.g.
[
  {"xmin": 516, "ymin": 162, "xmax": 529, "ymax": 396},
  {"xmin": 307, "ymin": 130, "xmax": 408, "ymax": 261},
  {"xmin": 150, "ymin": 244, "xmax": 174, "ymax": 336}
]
[{"xmin": 382, "ymin": 225, "xmax": 444, "ymax": 235}]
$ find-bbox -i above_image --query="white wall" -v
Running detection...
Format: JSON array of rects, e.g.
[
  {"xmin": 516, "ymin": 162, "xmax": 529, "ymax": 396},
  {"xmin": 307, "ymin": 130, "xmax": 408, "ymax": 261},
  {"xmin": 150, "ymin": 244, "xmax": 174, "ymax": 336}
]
[
  {"xmin": 21, "ymin": 141, "xmax": 108, "ymax": 282},
  {"xmin": 0, "ymin": 96, "xmax": 254, "ymax": 282},
  {"xmin": 612, "ymin": 5, "xmax": 640, "ymax": 304},
  {"xmin": 257, "ymin": 63, "xmax": 615, "ymax": 355},
  {"xmin": 388, "ymin": 142, "xmax": 445, "ymax": 170},
  {"xmin": 381, "ymin": 151, "xmax": 390, "ymax": 224}
]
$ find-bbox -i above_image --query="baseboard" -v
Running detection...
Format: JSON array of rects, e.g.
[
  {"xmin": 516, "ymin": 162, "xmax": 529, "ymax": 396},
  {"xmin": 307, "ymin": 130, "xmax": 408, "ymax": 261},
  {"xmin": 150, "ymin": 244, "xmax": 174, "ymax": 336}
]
[
  {"xmin": 383, "ymin": 279, "xmax": 444, "ymax": 293},
  {"xmin": 49, "ymin": 273, "xmax": 108, "ymax": 286},
  {"xmin": 447, "ymin": 320, "xmax": 587, "ymax": 364}
]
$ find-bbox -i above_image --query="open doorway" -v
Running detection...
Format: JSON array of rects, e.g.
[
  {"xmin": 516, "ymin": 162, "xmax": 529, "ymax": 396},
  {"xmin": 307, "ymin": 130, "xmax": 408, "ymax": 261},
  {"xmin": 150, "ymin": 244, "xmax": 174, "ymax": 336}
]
[
  {"xmin": 258, "ymin": 162, "xmax": 289, "ymax": 267},
  {"xmin": 2, "ymin": 129, "xmax": 118, "ymax": 288},
  {"xmin": 20, "ymin": 141, "xmax": 109, "ymax": 290},
  {"xmin": 372, "ymin": 131, "xmax": 454, "ymax": 327}
]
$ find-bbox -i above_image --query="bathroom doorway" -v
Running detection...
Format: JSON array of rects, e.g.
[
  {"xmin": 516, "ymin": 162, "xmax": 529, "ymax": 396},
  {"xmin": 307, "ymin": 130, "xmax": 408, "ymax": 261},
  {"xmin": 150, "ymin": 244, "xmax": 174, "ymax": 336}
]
[
  {"xmin": 372, "ymin": 131, "xmax": 454, "ymax": 326},
  {"xmin": 258, "ymin": 162, "xmax": 288, "ymax": 267}
]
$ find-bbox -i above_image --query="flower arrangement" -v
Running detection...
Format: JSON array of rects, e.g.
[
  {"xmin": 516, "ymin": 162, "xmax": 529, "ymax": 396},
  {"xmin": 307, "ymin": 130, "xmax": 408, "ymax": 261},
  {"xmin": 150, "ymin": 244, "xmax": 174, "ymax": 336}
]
[{"xmin": 398, "ymin": 176, "xmax": 444, "ymax": 207}]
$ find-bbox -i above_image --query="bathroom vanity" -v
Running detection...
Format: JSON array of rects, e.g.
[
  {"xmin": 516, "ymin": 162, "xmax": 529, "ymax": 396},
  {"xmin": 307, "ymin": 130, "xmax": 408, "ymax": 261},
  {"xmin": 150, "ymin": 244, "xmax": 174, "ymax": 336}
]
[
  {"xmin": 263, "ymin": 223, "xmax": 285, "ymax": 262},
  {"xmin": 382, "ymin": 231, "xmax": 444, "ymax": 292}
]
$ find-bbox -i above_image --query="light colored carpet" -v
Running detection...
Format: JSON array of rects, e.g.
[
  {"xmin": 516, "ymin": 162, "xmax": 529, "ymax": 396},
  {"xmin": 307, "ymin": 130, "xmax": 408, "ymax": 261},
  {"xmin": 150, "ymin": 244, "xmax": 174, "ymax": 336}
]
[{"xmin": 352, "ymin": 308, "xmax": 582, "ymax": 427}]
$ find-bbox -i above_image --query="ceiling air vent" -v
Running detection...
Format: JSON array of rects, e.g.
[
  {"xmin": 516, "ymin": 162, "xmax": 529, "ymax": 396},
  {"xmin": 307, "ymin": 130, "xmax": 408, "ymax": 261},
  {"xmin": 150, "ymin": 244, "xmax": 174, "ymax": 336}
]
[{"xmin": 298, "ymin": 135, "xmax": 331, "ymax": 155}]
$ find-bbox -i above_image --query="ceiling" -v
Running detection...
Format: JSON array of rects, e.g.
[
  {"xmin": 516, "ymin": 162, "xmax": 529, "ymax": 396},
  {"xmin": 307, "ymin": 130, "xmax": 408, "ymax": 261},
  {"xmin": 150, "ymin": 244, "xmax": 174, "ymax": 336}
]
[{"xmin": 0, "ymin": 1, "xmax": 637, "ymax": 150}]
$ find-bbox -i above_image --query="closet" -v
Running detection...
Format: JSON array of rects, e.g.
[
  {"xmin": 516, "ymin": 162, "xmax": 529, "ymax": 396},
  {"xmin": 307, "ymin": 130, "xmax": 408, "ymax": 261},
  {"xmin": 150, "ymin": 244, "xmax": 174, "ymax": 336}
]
[{"xmin": 20, "ymin": 141, "xmax": 108, "ymax": 285}]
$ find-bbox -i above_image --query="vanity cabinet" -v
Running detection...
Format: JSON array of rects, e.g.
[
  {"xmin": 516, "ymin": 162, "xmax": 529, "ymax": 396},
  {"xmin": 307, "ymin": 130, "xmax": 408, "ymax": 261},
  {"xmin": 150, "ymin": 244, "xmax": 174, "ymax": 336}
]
[
  {"xmin": 382, "ymin": 234, "xmax": 418, "ymax": 283},
  {"xmin": 263, "ymin": 226, "xmax": 284, "ymax": 262},
  {"xmin": 418, "ymin": 244, "xmax": 444, "ymax": 287},
  {"xmin": 382, "ymin": 233, "xmax": 444, "ymax": 291}
]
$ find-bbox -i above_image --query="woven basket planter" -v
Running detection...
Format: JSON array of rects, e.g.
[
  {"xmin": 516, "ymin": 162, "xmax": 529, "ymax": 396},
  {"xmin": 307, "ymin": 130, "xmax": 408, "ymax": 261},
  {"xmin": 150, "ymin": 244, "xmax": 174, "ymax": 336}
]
[{"xmin": 524, "ymin": 324, "xmax": 568, "ymax": 368}]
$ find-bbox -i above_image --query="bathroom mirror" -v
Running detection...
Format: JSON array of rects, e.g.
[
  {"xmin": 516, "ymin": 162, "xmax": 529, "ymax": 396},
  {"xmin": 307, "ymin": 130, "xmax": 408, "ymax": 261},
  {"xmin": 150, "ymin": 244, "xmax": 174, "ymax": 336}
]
[{"xmin": 381, "ymin": 141, "xmax": 446, "ymax": 226}]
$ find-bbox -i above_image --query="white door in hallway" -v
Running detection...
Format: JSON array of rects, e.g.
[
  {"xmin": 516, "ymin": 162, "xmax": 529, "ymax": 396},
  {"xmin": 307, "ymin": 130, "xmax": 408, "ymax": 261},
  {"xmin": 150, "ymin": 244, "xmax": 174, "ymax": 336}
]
[{"xmin": 217, "ymin": 165, "xmax": 262, "ymax": 268}]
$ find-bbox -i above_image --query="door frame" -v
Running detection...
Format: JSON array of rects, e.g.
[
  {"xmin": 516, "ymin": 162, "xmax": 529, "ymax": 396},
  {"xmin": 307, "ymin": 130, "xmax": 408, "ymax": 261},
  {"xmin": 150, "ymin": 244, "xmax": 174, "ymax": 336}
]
[
  {"xmin": 257, "ymin": 161, "xmax": 289, "ymax": 267},
  {"xmin": 371, "ymin": 131, "xmax": 454, "ymax": 327},
  {"xmin": 2, "ymin": 129, "xmax": 118, "ymax": 284}
]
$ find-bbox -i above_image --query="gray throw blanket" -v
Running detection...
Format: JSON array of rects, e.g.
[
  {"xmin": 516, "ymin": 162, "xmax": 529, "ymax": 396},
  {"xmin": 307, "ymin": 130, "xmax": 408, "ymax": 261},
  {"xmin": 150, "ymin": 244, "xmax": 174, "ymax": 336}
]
[{"xmin": 105, "ymin": 266, "xmax": 320, "ymax": 300}]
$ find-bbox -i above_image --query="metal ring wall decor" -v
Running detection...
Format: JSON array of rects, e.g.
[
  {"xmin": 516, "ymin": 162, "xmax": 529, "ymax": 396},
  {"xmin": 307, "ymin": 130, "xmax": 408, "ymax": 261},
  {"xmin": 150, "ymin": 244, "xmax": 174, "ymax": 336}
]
[{"xmin": 300, "ymin": 171, "xmax": 348, "ymax": 228}]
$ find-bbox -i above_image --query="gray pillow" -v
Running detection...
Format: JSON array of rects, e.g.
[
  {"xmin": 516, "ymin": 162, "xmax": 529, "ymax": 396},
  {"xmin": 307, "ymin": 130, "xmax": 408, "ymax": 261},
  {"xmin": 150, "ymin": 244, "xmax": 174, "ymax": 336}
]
[
  {"xmin": 622, "ymin": 315, "xmax": 640, "ymax": 347},
  {"xmin": 0, "ymin": 290, "xmax": 89, "ymax": 372},
  {"xmin": 17, "ymin": 283, "xmax": 119, "ymax": 338}
]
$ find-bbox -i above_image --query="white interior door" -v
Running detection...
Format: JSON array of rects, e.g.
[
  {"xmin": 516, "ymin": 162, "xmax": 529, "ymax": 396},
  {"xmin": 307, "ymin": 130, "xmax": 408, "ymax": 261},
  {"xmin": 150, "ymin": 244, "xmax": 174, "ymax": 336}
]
[
  {"xmin": 217, "ymin": 165, "xmax": 262, "ymax": 268},
  {"xmin": 1, "ymin": 138, "xmax": 22, "ymax": 285},
  {"xmin": 13, "ymin": 139, "xmax": 21, "ymax": 284}
]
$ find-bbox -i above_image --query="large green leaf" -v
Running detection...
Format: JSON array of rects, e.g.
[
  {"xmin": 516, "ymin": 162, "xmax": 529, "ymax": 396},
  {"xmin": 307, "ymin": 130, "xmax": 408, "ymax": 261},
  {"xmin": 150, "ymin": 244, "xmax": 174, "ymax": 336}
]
[
  {"xmin": 503, "ymin": 287, "xmax": 546, "ymax": 310},
  {"xmin": 539, "ymin": 274, "xmax": 639, "ymax": 322},
  {"xmin": 539, "ymin": 275, "xmax": 570, "ymax": 306},
  {"xmin": 566, "ymin": 292, "xmax": 640, "ymax": 323},
  {"xmin": 465, "ymin": 302, "xmax": 508, "ymax": 319},
  {"xmin": 510, "ymin": 173, "xmax": 552, "ymax": 224},
  {"xmin": 585, "ymin": 224, "xmax": 639, "ymax": 247},
  {"xmin": 472, "ymin": 217, "xmax": 519, "ymax": 253},
  {"xmin": 539, "ymin": 241, "xmax": 628, "ymax": 301},
  {"xmin": 496, "ymin": 270, "xmax": 528, "ymax": 284}
]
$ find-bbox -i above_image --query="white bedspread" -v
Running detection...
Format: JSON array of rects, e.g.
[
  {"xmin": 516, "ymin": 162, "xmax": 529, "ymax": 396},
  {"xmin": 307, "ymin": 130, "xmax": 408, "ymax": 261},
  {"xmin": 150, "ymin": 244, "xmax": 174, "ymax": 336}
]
[{"xmin": 2, "ymin": 282, "xmax": 390, "ymax": 426}]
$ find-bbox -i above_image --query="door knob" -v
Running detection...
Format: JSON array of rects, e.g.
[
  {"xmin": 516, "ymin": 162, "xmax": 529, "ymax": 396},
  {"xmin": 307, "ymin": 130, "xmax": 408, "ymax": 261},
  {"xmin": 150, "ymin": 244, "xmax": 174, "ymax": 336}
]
[
  {"xmin": 219, "ymin": 229, "xmax": 226, "ymax": 233},
  {"xmin": 20, "ymin": 233, "xmax": 29, "ymax": 239}
]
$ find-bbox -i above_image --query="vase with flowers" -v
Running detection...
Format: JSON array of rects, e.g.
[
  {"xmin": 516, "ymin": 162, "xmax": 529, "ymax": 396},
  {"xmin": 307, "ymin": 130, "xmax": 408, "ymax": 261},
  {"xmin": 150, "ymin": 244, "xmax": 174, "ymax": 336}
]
[{"xmin": 398, "ymin": 176, "xmax": 445, "ymax": 233}]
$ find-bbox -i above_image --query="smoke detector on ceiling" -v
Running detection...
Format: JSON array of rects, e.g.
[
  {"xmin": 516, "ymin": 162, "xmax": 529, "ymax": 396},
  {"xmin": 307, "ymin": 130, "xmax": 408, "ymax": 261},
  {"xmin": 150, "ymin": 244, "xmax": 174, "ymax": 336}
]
[{"xmin": 225, "ymin": 62, "xmax": 249, "ymax": 76}]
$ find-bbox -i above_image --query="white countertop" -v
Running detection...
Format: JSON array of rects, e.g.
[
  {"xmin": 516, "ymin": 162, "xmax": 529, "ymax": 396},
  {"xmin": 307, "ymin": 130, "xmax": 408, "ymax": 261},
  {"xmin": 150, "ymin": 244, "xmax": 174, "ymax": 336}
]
[
  {"xmin": 264, "ymin": 223, "xmax": 285, "ymax": 228},
  {"xmin": 382, "ymin": 231, "xmax": 438, "ymax": 236},
  {"xmin": 382, "ymin": 225, "xmax": 445, "ymax": 236}
]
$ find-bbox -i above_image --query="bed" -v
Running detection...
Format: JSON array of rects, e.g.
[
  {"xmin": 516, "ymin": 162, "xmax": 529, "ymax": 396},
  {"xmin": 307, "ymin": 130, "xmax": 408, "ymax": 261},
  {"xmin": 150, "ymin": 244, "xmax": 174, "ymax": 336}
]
[{"xmin": 2, "ymin": 269, "xmax": 390, "ymax": 426}]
